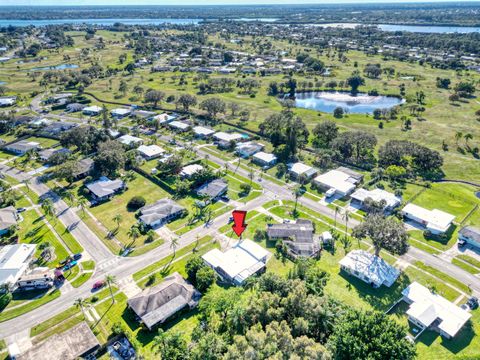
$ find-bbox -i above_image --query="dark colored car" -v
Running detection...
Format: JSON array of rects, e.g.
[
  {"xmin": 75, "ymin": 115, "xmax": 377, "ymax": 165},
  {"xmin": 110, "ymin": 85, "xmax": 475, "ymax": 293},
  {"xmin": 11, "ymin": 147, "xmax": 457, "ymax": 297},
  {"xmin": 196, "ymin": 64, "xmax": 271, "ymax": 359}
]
[
  {"xmin": 73, "ymin": 253, "xmax": 82, "ymax": 260},
  {"xmin": 467, "ymin": 297, "xmax": 479, "ymax": 310}
]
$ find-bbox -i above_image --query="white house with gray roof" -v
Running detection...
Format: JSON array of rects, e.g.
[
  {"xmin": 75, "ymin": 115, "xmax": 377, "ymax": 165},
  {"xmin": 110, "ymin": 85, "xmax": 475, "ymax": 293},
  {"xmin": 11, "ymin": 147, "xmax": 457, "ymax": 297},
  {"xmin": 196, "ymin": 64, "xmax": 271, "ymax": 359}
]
[
  {"xmin": 86, "ymin": 177, "xmax": 125, "ymax": 202},
  {"xmin": 4, "ymin": 140, "xmax": 40, "ymax": 155},
  {"xmin": 0, "ymin": 206, "xmax": 20, "ymax": 236},
  {"xmin": 196, "ymin": 179, "xmax": 228, "ymax": 201},
  {"xmin": 138, "ymin": 199, "xmax": 186, "ymax": 228}
]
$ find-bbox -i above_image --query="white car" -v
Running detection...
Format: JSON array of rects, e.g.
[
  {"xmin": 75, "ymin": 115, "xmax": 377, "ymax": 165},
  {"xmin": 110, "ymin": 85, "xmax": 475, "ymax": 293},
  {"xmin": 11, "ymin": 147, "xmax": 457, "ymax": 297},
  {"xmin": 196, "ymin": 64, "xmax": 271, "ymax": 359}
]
[{"xmin": 325, "ymin": 188, "xmax": 336, "ymax": 198}]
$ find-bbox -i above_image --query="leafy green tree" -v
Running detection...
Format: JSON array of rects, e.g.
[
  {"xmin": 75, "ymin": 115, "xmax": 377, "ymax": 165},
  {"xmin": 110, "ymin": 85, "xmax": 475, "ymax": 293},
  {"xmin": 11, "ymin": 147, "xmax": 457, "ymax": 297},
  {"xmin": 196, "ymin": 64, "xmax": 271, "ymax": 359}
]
[
  {"xmin": 327, "ymin": 309, "xmax": 416, "ymax": 360},
  {"xmin": 312, "ymin": 120, "xmax": 338, "ymax": 148},
  {"xmin": 196, "ymin": 266, "xmax": 216, "ymax": 292},
  {"xmin": 346, "ymin": 71, "xmax": 365, "ymax": 93},
  {"xmin": 153, "ymin": 329, "xmax": 188, "ymax": 360}
]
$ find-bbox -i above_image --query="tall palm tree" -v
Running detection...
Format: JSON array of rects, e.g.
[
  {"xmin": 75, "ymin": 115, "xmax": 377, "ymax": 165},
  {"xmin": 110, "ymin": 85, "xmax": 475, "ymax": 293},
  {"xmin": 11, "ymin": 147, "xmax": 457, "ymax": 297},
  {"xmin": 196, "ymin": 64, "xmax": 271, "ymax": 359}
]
[
  {"xmin": 113, "ymin": 214, "xmax": 122, "ymax": 231},
  {"xmin": 343, "ymin": 209, "xmax": 350, "ymax": 241},
  {"xmin": 74, "ymin": 297, "xmax": 87, "ymax": 320},
  {"xmin": 293, "ymin": 185, "xmax": 303, "ymax": 215},
  {"xmin": 455, "ymin": 131, "xmax": 463, "ymax": 146},
  {"xmin": 127, "ymin": 225, "xmax": 141, "ymax": 245},
  {"xmin": 248, "ymin": 170, "xmax": 254, "ymax": 185},
  {"xmin": 105, "ymin": 274, "xmax": 117, "ymax": 303},
  {"xmin": 77, "ymin": 198, "xmax": 88, "ymax": 217},
  {"xmin": 64, "ymin": 189, "xmax": 75, "ymax": 206},
  {"xmin": 41, "ymin": 198, "xmax": 56, "ymax": 223},
  {"xmin": 193, "ymin": 234, "xmax": 200, "ymax": 252},
  {"xmin": 170, "ymin": 237, "xmax": 179, "ymax": 258},
  {"xmin": 22, "ymin": 178, "xmax": 30, "ymax": 192},
  {"xmin": 334, "ymin": 206, "xmax": 339, "ymax": 229}
]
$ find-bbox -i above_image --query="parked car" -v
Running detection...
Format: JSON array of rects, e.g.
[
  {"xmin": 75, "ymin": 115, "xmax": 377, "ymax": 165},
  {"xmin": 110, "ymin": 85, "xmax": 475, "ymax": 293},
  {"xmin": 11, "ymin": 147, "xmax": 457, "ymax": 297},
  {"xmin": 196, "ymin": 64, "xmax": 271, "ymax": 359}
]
[
  {"xmin": 73, "ymin": 253, "xmax": 82, "ymax": 260},
  {"xmin": 467, "ymin": 296, "xmax": 479, "ymax": 310},
  {"xmin": 16, "ymin": 207, "xmax": 26, "ymax": 213},
  {"xmin": 92, "ymin": 280, "xmax": 106, "ymax": 290},
  {"xmin": 325, "ymin": 188, "xmax": 336, "ymax": 198},
  {"xmin": 63, "ymin": 260, "xmax": 77, "ymax": 270},
  {"xmin": 458, "ymin": 239, "xmax": 467, "ymax": 247}
]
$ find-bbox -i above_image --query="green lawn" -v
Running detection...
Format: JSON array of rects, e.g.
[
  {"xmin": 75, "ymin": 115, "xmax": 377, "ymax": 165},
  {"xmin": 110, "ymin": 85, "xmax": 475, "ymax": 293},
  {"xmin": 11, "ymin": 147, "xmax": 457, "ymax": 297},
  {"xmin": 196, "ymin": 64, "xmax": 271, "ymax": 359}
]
[
  {"xmin": 0, "ymin": 289, "xmax": 61, "ymax": 323},
  {"xmin": 414, "ymin": 261, "xmax": 471, "ymax": 295}
]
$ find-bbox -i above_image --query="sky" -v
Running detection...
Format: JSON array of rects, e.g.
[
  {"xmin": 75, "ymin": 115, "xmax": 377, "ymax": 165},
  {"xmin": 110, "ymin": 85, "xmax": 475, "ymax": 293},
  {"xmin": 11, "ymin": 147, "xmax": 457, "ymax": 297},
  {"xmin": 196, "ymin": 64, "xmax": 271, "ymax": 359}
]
[{"xmin": 1, "ymin": 0, "xmax": 479, "ymax": 6}]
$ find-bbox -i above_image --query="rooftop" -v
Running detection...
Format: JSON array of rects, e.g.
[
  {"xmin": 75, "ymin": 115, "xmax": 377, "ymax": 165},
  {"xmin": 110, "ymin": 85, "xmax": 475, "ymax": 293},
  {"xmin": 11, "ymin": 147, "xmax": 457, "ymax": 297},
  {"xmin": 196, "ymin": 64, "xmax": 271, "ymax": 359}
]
[
  {"xmin": 196, "ymin": 179, "xmax": 228, "ymax": 199},
  {"xmin": 137, "ymin": 144, "xmax": 165, "ymax": 158},
  {"xmin": 313, "ymin": 169, "xmax": 357, "ymax": 194},
  {"xmin": 180, "ymin": 164, "xmax": 204, "ymax": 177},
  {"xmin": 459, "ymin": 226, "xmax": 480, "ymax": 243},
  {"xmin": 402, "ymin": 203, "xmax": 455, "ymax": 233},
  {"xmin": 0, "ymin": 244, "xmax": 36, "ymax": 287},
  {"xmin": 351, "ymin": 188, "xmax": 401, "ymax": 209},
  {"xmin": 86, "ymin": 177, "xmax": 125, "ymax": 199},
  {"xmin": 118, "ymin": 134, "xmax": 143, "ymax": 146},
  {"xmin": 253, "ymin": 151, "xmax": 277, "ymax": 163},
  {"xmin": 213, "ymin": 132, "xmax": 244, "ymax": 142},
  {"xmin": 139, "ymin": 199, "xmax": 185, "ymax": 226},
  {"xmin": 0, "ymin": 206, "xmax": 18, "ymax": 231}
]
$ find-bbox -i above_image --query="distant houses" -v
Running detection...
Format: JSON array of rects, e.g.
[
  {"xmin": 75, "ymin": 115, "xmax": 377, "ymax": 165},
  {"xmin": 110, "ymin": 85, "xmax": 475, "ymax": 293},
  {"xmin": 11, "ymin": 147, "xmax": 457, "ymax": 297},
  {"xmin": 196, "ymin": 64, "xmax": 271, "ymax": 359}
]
[
  {"xmin": 401, "ymin": 281, "xmax": 471, "ymax": 339},
  {"xmin": 252, "ymin": 151, "xmax": 277, "ymax": 168},
  {"xmin": 168, "ymin": 120, "xmax": 191, "ymax": 132},
  {"xmin": 339, "ymin": 250, "xmax": 400, "ymax": 288},
  {"xmin": 4, "ymin": 140, "xmax": 40, "ymax": 155},
  {"xmin": 313, "ymin": 168, "xmax": 362, "ymax": 197},
  {"xmin": 82, "ymin": 105, "xmax": 103, "ymax": 116},
  {"xmin": 193, "ymin": 126, "xmax": 215, "ymax": 139},
  {"xmin": 401, "ymin": 203, "xmax": 455, "ymax": 235},
  {"xmin": 127, "ymin": 272, "xmax": 200, "ymax": 330},
  {"xmin": 110, "ymin": 108, "xmax": 131, "ymax": 119},
  {"xmin": 138, "ymin": 199, "xmax": 186, "ymax": 228},
  {"xmin": 202, "ymin": 240, "xmax": 271, "ymax": 285}
]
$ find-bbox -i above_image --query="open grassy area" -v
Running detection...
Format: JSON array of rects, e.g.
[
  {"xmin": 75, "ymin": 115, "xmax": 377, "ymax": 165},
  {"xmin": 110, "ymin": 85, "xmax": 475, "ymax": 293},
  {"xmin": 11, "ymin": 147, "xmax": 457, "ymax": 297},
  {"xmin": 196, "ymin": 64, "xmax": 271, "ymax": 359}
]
[
  {"xmin": 0, "ymin": 289, "xmax": 61, "ymax": 323},
  {"xmin": 414, "ymin": 261, "xmax": 471, "ymax": 295}
]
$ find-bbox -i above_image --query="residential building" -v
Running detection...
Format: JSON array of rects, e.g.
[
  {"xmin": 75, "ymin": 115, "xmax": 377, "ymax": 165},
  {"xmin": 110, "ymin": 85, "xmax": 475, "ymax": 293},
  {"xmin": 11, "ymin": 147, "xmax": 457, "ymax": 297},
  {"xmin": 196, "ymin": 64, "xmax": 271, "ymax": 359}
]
[
  {"xmin": 72, "ymin": 158, "xmax": 94, "ymax": 180},
  {"xmin": 196, "ymin": 179, "xmax": 228, "ymax": 201},
  {"xmin": 118, "ymin": 134, "xmax": 143, "ymax": 147},
  {"xmin": 266, "ymin": 219, "xmax": 320, "ymax": 258},
  {"xmin": 137, "ymin": 144, "xmax": 165, "ymax": 160},
  {"xmin": 0, "ymin": 97, "xmax": 16, "ymax": 107},
  {"xmin": 401, "ymin": 203, "xmax": 455, "ymax": 234},
  {"xmin": 458, "ymin": 226, "xmax": 480, "ymax": 248},
  {"xmin": 235, "ymin": 142, "xmax": 264, "ymax": 158},
  {"xmin": 180, "ymin": 164, "xmax": 204, "ymax": 178},
  {"xmin": 339, "ymin": 250, "xmax": 400, "ymax": 288},
  {"xmin": 138, "ymin": 199, "xmax": 186, "ymax": 228},
  {"xmin": 289, "ymin": 162, "xmax": 317, "ymax": 181},
  {"xmin": 82, "ymin": 105, "xmax": 102, "ymax": 116},
  {"xmin": 313, "ymin": 168, "xmax": 361, "ymax": 197},
  {"xmin": 38, "ymin": 121, "xmax": 77, "ymax": 138},
  {"xmin": 38, "ymin": 147, "xmax": 70, "ymax": 162},
  {"xmin": 0, "ymin": 206, "xmax": 19, "ymax": 235},
  {"xmin": 193, "ymin": 126, "xmax": 215, "ymax": 138},
  {"xmin": 213, "ymin": 132, "xmax": 244, "ymax": 146},
  {"xmin": 16, "ymin": 322, "xmax": 100, "ymax": 360},
  {"xmin": 131, "ymin": 110, "xmax": 156, "ymax": 121},
  {"xmin": 252, "ymin": 151, "xmax": 277, "ymax": 168},
  {"xmin": 127, "ymin": 272, "xmax": 201, "ymax": 330},
  {"xmin": 86, "ymin": 177, "xmax": 126, "ymax": 202},
  {"xmin": 350, "ymin": 188, "xmax": 401, "ymax": 211},
  {"xmin": 202, "ymin": 240, "xmax": 271, "ymax": 285},
  {"xmin": 65, "ymin": 103, "xmax": 85, "ymax": 113},
  {"xmin": 0, "ymin": 244, "xmax": 36, "ymax": 290},
  {"xmin": 4, "ymin": 140, "xmax": 40, "ymax": 155},
  {"xmin": 153, "ymin": 113, "xmax": 176, "ymax": 124},
  {"xmin": 168, "ymin": 120, "xmax": 191, "ymax": 132},
  {"xmin": 402, "ymin": 282, "xmax": 471, "ymax": 339},
  {"xmin": 110, "ymin": 108, "xmax": 131, "ymax": 119}
]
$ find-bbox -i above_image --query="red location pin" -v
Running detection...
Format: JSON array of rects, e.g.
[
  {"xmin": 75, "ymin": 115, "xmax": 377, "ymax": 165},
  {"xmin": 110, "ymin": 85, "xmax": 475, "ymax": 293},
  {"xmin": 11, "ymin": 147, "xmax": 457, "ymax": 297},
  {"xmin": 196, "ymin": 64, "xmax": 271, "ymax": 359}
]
[{"xmin": 231, "ymin": 210, "xmax": 248, "ymax": 237}]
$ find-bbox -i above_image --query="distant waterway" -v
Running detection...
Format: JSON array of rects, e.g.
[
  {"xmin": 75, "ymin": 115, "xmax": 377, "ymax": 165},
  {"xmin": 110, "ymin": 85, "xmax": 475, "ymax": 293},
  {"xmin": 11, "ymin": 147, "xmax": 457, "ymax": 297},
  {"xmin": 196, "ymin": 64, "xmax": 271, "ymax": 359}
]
[
  {"xmin": 0, "ymin": 18, "xmax": 200, "ymax": 27},
  {"xmin": 311, "ymin": 23, "xmax": 480, "ymax": 33}
]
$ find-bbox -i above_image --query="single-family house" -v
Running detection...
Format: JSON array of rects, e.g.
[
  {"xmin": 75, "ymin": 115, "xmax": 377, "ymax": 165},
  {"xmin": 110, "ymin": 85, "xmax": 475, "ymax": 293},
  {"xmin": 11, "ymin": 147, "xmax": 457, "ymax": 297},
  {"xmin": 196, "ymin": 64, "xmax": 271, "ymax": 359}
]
[
  {"xmin": 137, "ymin": 144, "xmax": 165, "ymax": 160},
  {"xmin": 339, "ymin": 250, "xmax": 400, "ymax": 288},
  {"xmin": 86, "ymin": 177, "xmax": 125, "ymax": 202},
  {"xmin": 128, "ymin": 272, "xmax": 201, "ymax": 330},
  {"xmin": 118, "ymin": 134, "xmax": 143, "ymax": 147},
  {"xmin": 110, "ymin": 108, "xmax": 131, "ymax": 119},
  {"xmin": 235, "ymin": 142, "xmax": 264, "ymax": 158},
  {"xmin": 65, "ymin": 103, "xmax": 85, "ymax": 113},
  {"xmin": 401, "ymin": 282, "xmax": 471, "ymax": 339},
  {"xmin": 82, "ymin": 105, "xmax": 102, "ymax": 116},
  {"xmin": 138, "ymin": 199, "xmax": 186, "ymax": 228},
  {"xmin": 0, "ymin": 244, "xmax": 36, "ymax": 290},
  {"xmin": 38, "ymin": 148, "xmax": 70, "ymax": 162},
  {"xmin": 252, "ymin": 152, "xmax": 277, "ymax": 168},
  {"xmin": 0, "ymin": 97, "xmax": 16, "ymax": 107},
  {"xmin": 0, "ymin": 206, "xmax": 20, "ymax": 236},
  {"xmin": 458, "ymin": 226, "xmax": 480, "ymax": 248},
  {"xmin": 289, "ymin": 162, "xmax": 317, "ymax": 182},
  {"xmin": 401, "ymin": 203, "xmax": 455, "ymax": 235},
  {"xmin": 213, "ymin": 132, "xmax": 244, "ymax": 148},
  {"xmin": 4, "ymin": 140, "xmax": 40, "ymax": 155},
  {"xmin": 313, "ymin": 168, "xmax": 360, "ymax": 197},
  {"xmin": 131, "ymin": 110, "xmax": 156, "ymax": 121},
  {"xmin": 180, "ymin": 164, "xmax": 204, "ymax": 179},
  {"xmin": 350, "ymin": 188, "xmax": 401, "ymax": 212},
  {"xmin": 202, "ymin": 240, "xmax": 271, "ymax": 285},
  {"xmin": 38, "ymin": 121, "xmax": 77, "ymax": 138},
  {"xmin": 16, "ymin": 322, "xmax": 100, "ymax": 360},
  {"xmin": 168, "ymin": 120, "xmax": 191, "ymax": 132},
  {"xmin": 193, "ymin": 126, "xmax": 215, "ymax": 138},
  {"xmin": 267, "ymin": 219, "xmax": 320, "ymax": 258},
  {"xmin": 153, "ymin": 113, "xmax": 176, "ymax": 124},
  {"xmin": 196, "ymin": 179, "xmax": 228, "ymax": 201},
  {"xmin": 73, "ymin": 158, "xmax": 94, "ymax": 180}
]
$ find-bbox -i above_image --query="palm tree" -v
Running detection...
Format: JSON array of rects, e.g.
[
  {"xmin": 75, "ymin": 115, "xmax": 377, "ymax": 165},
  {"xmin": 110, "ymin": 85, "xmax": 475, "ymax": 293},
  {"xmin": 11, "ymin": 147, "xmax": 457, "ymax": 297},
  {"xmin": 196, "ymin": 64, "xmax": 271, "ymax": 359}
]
[
  {"xmin": 293, "ymin": 185, "xmax": 303, "ymax": 215},
  {"xmin": 74, "ymin": 297, "xmax": 87, "ymax": 320},
  {"xmin": 193, "ymin": 234, "xmax": 200, "ymax": 252},
  {"xmin": 464, "ymin": 133, "xmax": 473, "ymax": 147},
  {"xmin": 248, "ymin": 170, "xmax": 254, "ymax": 185},
  {"xmin": 455, "ymin": 131, "xmax": 463, "ymax": 146},
  {"xmin": 64, "ymin": 189, "xmax": 75, "ymax": 206},
  {"xmin": 146, "ymin": 229, "xmax": 156, "ymax": 243},
  {"xmin": 77, "ymin": 198, "xmax": 88, "ymax": 217},
  {"xmin": 334, "ymin": 206, "xmax": 339, "ymax": 229},
  {"xmin": 170, "ymin": 237, "xmax": 179, "ymax": 258},
  {"xmin": 41, "ymin": 198, "xmax": 56, "ymax": 223},
  {"xmin": 105, "ymin": 274, "xmax": 117, "ymax": 303},
  {"xmin": 127, "ymin": 225, "xmax": 141, "ymax": 245},
  {"xmin": 113, "ymin": 214, "xmax": 122, "ymax": 231},
  {"xmin": 343, "ymin": 209, "xmax": 350, "ymax": 241},
  {"xmin": 22, "ymin": 178, "xmax": 30, "ymax": 192}
]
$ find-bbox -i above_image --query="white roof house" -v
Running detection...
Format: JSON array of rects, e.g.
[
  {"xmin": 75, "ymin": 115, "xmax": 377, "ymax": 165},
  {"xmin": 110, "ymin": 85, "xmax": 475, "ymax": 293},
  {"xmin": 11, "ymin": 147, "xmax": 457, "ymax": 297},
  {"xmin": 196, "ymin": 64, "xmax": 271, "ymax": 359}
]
[
  {"xmin": 339, "ymin": 250, "xmax": 400, "ymax": 288},
  {"xmin": 213, "ymin": 132, "xmax": 244, "ymax": 143},
  {"xmin": 289, "ymin": 162, "xmax": 317, "ymax": 180},
  {"xmin": 402, "ymin": 282, "xmax": 471, "ymax": 339},
  {"xmin": 193, "ymin": 126, "xmax": 215, "ymax": 137},
  {"xmin": 202, "ymin": 240, "xmax": 271, "ymax": 285},
  {"xmin": 313, "ymin": 169, "xmax": 357, "ymax": 196},
  {"xmin": 137, "ymin": 144, "xmax": 165, "ymax": 159},
  {"xmin": 153, "ymin": 113, "xmax": 176, "ymax": 124},
  {"xmin": 401, "ymin": 203, "xmax": 455, "ymax": 234},
  {"xmin": 82, "ymin": 105, "xmax": 102, "ymax": 115},
  {"xmin": 0, "ymin": 244, "xmax": 36, "ymax": 288},
  {"xmin": 350, "ymin": 188, "xmax": 401, "ymax": 211},
  {"xmin": 0, "ymin": 97, "xmax": 16, "ymax": 107},
  {"xmin": 180, "ymin": 164, "xmax": 204, "ymax": 178},
  {"xmin": 110, "ymin": 108, "xmax": 131, "ymax": 118},
  {"xmin": 168, "ymin": 120, "xmax": 191, "ymax": 132},
  {"xmin": 252, "ymin": 152, "xmax": 277, "ymax": 167},
  {"xmin": 118, "ymin": 135, "xmax": 143, "ymax": 147}
]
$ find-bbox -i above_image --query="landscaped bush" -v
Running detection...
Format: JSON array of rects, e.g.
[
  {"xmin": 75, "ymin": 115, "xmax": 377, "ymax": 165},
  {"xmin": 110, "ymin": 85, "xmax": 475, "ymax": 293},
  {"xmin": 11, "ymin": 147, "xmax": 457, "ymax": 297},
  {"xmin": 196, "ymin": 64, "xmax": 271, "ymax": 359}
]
[
  {"xmin": 0, "ymin": 293, "xmax": 12, "ymax": 311},
  {"xmin": 127, "ymin": 196, "xmax": 146, "ymax": 210}
]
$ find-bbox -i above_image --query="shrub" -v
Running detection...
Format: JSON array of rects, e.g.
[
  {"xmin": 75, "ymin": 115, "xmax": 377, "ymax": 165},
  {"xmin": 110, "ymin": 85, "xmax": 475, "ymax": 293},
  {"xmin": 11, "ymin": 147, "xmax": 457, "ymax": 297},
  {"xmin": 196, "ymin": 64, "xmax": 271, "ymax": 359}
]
[
  {"xmin": 196, "ymin": 266, "xmax": 216, "ymax": 292},
  {"xmin": 127, "ymin": 196, "xmax": 146, "ymax": 210},
  {"xmin": 0, "ymin": 293, "xmax": 12, "ymax": 311}
]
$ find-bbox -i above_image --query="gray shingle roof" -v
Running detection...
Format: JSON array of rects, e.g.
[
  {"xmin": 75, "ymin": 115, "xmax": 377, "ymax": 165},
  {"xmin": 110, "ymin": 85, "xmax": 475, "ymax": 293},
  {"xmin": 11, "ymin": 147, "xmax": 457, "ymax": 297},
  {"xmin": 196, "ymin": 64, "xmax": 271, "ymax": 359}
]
[
  {"xmin": 86, "ymin": 177, "xmax": 125, "ymax": 198},
  {"xmin": 196, "ymin": 179, "xmax": 228, "ymax": 199},
  {"xmin": 459, "ymin": 226, "xmax": 480, "ymax": 243},
  {"xmin": 139, "ymin": 199, "xmax": 185, "ymax": 226},
  {"xmin": 128, "ymin": 272, "xmax": 200, "ymax": 329},
  {"xmin": 0, "ymin": 206, "xmax": 17, "ymax": 231},
  {"xmin": 267, "ymin": 219, "xmax": 314, "ymax": 243}
]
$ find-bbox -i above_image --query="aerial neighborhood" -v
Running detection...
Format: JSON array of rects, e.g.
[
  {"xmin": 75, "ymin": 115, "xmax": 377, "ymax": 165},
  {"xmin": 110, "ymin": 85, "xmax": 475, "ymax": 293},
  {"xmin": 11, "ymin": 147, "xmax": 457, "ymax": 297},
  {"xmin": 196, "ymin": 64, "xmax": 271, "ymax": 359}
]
[{"xmin": 0, "ymin": 2, "xmax": 479, "ymax": 359}]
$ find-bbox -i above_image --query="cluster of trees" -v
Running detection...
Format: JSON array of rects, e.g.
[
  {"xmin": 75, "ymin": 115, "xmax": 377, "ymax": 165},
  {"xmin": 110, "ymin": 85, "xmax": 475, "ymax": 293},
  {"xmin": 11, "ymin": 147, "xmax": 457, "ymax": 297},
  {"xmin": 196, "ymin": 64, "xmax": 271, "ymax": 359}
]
[
  {"xmin": 296, "ymin": 52, "xmax": 325, "ymax": 72},
  {"xmin": 152, "ymin": 261, "xmax": 415, "ymax": 360}
]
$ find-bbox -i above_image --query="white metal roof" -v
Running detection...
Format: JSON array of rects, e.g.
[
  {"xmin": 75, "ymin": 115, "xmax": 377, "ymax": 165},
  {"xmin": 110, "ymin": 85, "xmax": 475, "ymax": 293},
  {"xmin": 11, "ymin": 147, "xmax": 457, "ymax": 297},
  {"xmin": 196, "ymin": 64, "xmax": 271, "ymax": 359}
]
[
  {"xmin": 110, "ymin": 108, "xmax": 131, "ymax": 116},
  {"xmin": 180, "ymin": 164, "xmax": 204, "ymax": 177},
  {"xmin": 213, "ymin": 132, "xmax": 243, "ymax": 142},
  {"xmin": 169, "ymin": 121, "xmax": 190, "ymax": 130},
  {"xmin": 82, "ymin": 105, "xmax": 102, "ymax": 113},
  {"xmin": 118, "ymin": 135, "xmax": 143, "ymax": 146},
  {"xmin": 137, "ymin": 144, "xmax": 165, "ymax": 158},
  {"xmin": 402, "ymin": 203, "xmax": 455, "ymax": 233},
  {"xmin": 290, "ymin": 162, "xmax": 316, "ymax": 177},
  {"xmin": 402, "ymin": 282, "xmax": 471, "ymax": 338},
  {"xmin": 351, "ymin": 188, "xmax": 401, "ymax": 209},
  {"xmin": 313, "ymin": 169, "xmax": 356, "ymax": 195},
  {"xmin": 339, "ymin": 250, "xmax": 400, "ymax": 287},
  {"xmin": 253, "ymin": 151, "xmax": 277, "ymax": 163},
  {"xmin": 193, "ymin": 126, "xmax": 215, "ymax": 136},
  {"xmin": 0, "ymin": 244, "xmax": 36, "ymax": 286}
]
